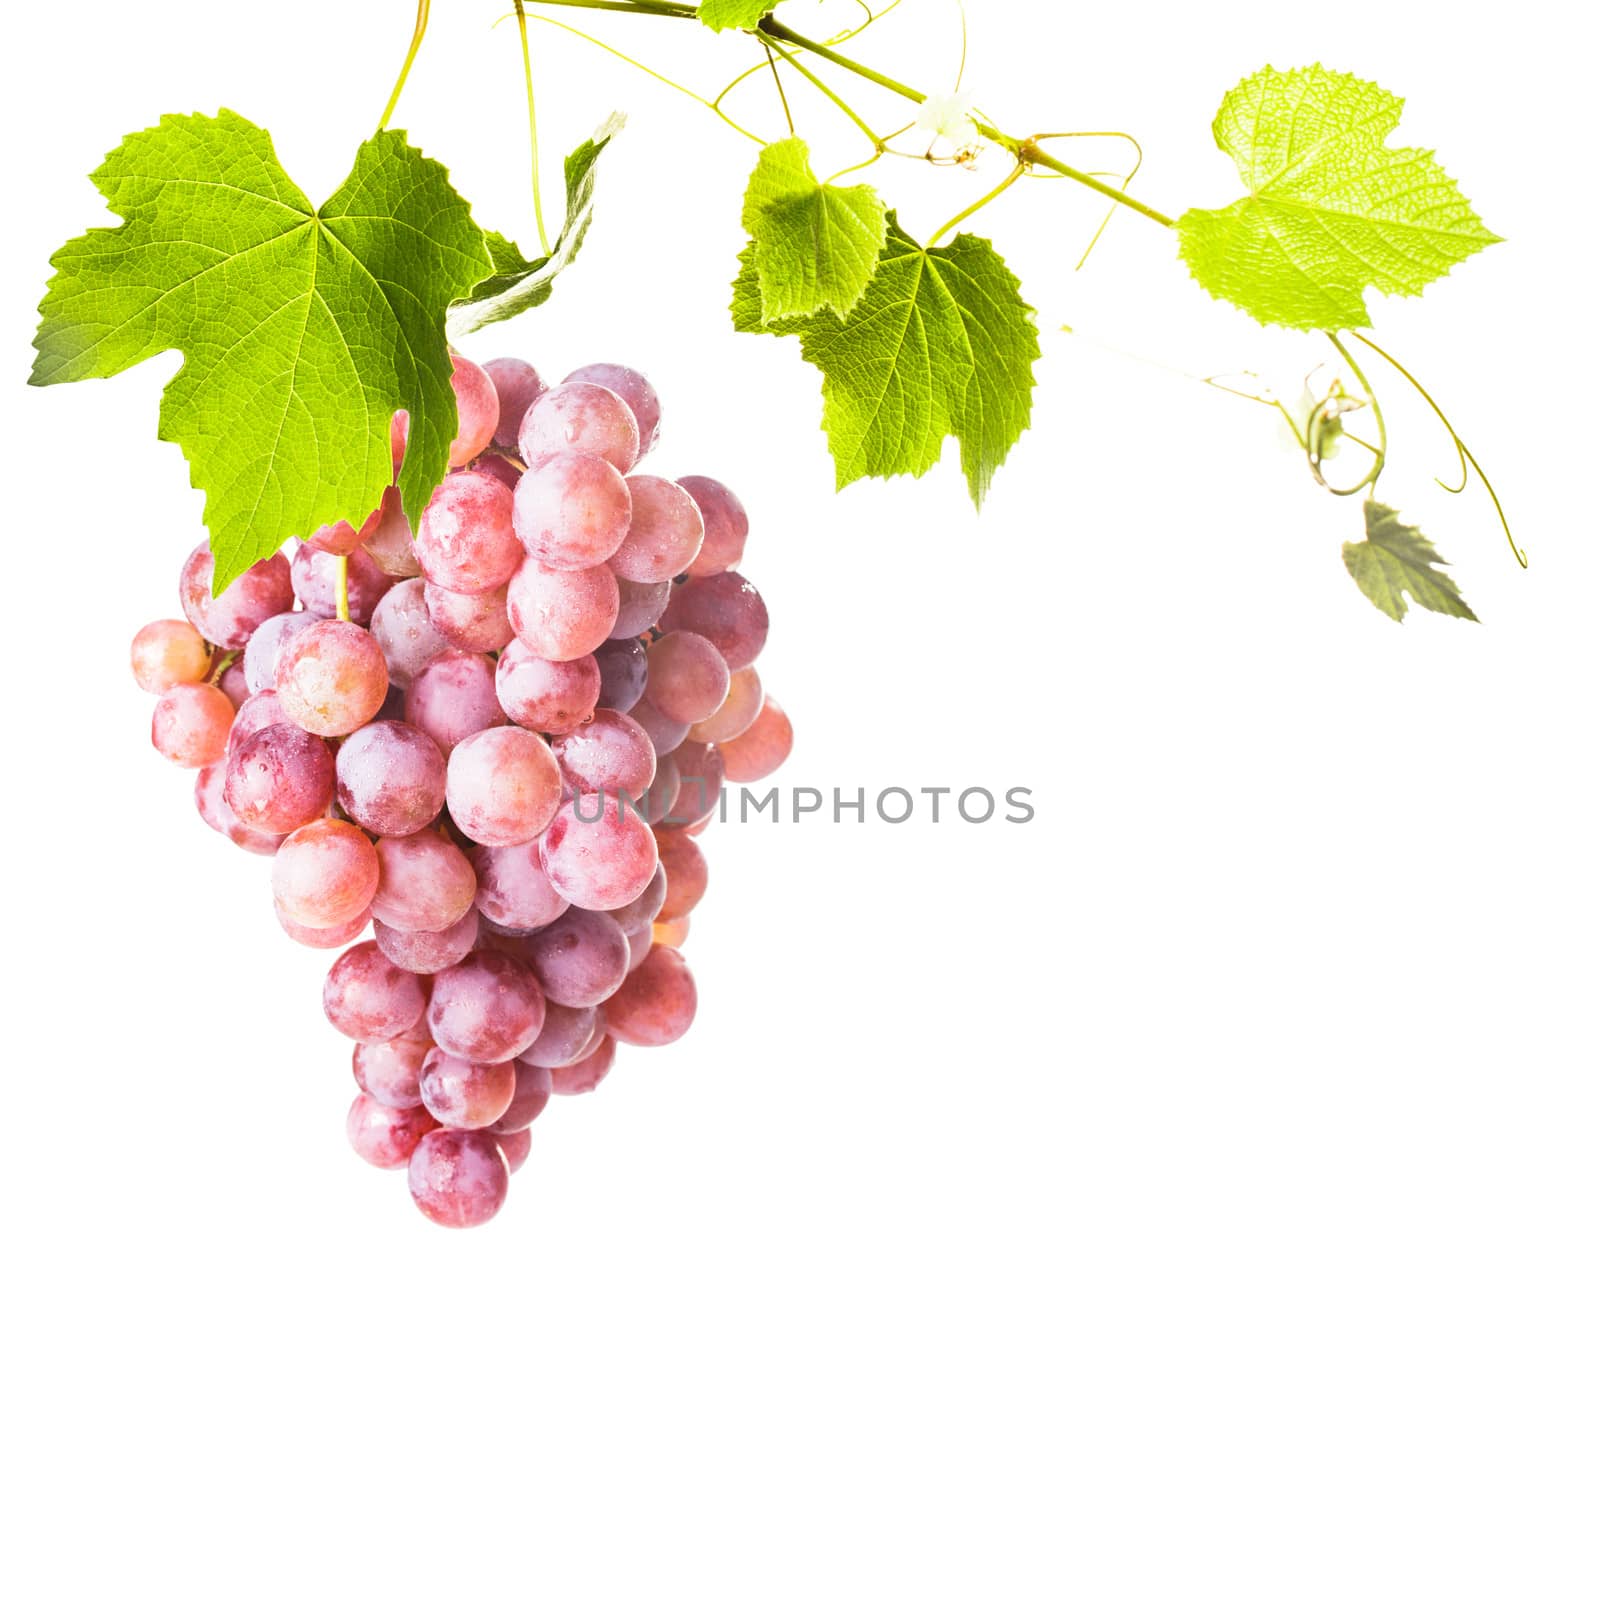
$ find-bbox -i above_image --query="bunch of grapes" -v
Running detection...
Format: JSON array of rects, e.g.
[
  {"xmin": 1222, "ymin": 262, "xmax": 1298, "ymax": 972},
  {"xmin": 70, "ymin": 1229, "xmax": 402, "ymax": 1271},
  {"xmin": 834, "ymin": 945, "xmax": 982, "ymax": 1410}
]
[{"xmin": 130, "ymin": 355, "xmax": 795, "ymax": 1228}]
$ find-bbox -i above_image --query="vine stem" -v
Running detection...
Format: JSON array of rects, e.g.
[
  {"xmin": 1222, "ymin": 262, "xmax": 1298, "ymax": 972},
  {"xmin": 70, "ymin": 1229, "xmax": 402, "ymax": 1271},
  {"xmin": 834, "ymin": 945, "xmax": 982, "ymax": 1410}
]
[
  {"xmin": 1349, "ymin": 331, "xmax": 1526, "ymax": 568},
  {"xmin": 524, "ymin": 0, "xmax": 1178, "ymax": 227},
  {"xmin": 513, "ymin": 1, "xmax": 553, "ymax": 254},
  {"xmin": 335, "ymin": 556, "xmax": 351, "ymax": 624},
  {"xmin": 1319, "ymin": 333, "xmax": 1387, "ymax": 497},
  {"xmin": 378, "ymin": 0, "xmax": 431, "ymax": 131},
  {"xmin": 928, "ymin": 161, "xmax": 1024, "ymax": 244}
]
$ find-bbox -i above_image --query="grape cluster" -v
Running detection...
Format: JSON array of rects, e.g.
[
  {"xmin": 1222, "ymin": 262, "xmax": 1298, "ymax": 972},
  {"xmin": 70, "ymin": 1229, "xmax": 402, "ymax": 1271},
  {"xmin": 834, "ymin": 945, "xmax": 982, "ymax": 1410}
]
[{"xmin": 131, "ymin": 354, "xmax": 795, "ymax": 1228}]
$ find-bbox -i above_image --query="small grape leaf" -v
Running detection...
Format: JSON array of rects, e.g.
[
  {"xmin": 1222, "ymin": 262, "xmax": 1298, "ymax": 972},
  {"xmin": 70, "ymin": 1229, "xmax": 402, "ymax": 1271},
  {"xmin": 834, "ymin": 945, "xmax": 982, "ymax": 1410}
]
[
  {"xmin": 30, "ymin": 110, "xmax": 490, "ymax": 590},
  {"xmin": 699, "ymin": 0, "xmax": 775, "ymax": 31},
  {"xmin": 740, "ymin": 137, "xmax": 887, "ymax": 321},
  {"xmin": 1177, "ymin": 64, "xmax": 1500, "ymax": 331},
  {"xmin": 731, "ymin": 215, "xmax": 1038, "ymax": 505},
  {"xmin": 447, "ymin": 114, "xmax": 624, "ymax": 338},
  {"xmin": 1342, "ymin": 501, "xmax": 1477, "ymax": 622}
]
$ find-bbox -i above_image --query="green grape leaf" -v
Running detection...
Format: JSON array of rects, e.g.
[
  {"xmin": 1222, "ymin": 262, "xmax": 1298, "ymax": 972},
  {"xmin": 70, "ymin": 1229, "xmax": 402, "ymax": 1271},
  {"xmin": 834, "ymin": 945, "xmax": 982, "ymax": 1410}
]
[
  {"xmin": 740, "ymin": 137, "xmax": 887, "ymax": 321},
  {"xmin": 1177, "ymin": 65, "xmax": 1500, "ymax": 331},
  {"xmin": 30, "ymin": 110, "xmax": 490, "ymax": 590},
  {"xmin": 447, "ymin": 114, "xmax": 624, "ymax": 338},
  {"xmin": 1342, "ymin": 501, "xmax": 1477, "ymax": 622},
  {"xmin": 732, "ymin": 216, "xmax": 1038, "ymax": 504},
  {"xmin": 699, "ymin": 0, "xmax": 775, "ymax": 31}
]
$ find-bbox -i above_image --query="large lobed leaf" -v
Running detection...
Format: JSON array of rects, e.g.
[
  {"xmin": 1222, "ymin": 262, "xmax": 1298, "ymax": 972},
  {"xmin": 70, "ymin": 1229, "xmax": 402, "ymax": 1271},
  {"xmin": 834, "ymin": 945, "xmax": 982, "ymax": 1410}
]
[
  {"xmin": 1178, "ymin": 65, "xmax": 1500, "ymax": 332},
  {"xmin": 733, "ymin": 214, "xmax": 1038, "ymax": 506},
  {"xmin": 31, "ymin": 111, "xmax": 491, "ymax": 589},
  {"xmin": 1342, "ymin": 501, "xmax": 1477, "ymax": 622},
  {"xmin": 447, "ymin": 114, "xmax": 625, "ymax": 338}
]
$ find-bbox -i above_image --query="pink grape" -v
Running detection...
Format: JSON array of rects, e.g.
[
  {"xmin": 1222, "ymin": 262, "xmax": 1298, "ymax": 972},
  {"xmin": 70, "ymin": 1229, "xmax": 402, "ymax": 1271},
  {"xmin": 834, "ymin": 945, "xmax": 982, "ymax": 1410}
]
[
  {"xmin": 609, "ymin": 476, "xmax": 704, "ymax": 581},
  {"xmin": 485, "ymin": 356, "xmax": 547, "ymax": 450},
  {"xmin": 348, "ymin": 1095, "xmax": 438, "ymax": 1170},
  {"xmin": 370, "ymin": 579, "xmax": 451, "ymax": 686},
  {"xmin": 224, "ymin": 722, "xmax": 334, "ymax": 833},
  {"xmin": 243, "ymin": 611, "xmax": 316, "ymax": 695},
  {"xmin": 425, "ymin": 581, "xmax": 514, "ymax": 651},
  {"xmin": 539, "ymin": 794, "xmax": 659, "ymax": 911},
  {"xmin": 276, "ymin": 902, "xmax": 369, "ymax": 948},
  {"xmin": 548, "ymin": 1033, "xmax": 616, "ymax": 1095},
  {"xmin": 404, "ymin": 650, "xmax": 505, "ymax": 754},
  {"xmin": 131, "ymin": 619, "xmax": 209, "ymax": 693},
  {"xmin": 152, "ymin": 682, "xmax": 234, "ymax": 767},
  {"xmin": 275, "ymin": 619, "xmax": 389, "ymax": 737},
  {"xmin": 550, "ymin": 709, "xmax": 656, "ymax": 800},
  {"xmin": 372, "ymin": 830, "xmax": 478, "ymax": 933},
  {"xmin": 721, "ymin": 695, "xmax": 793, "ymax": 782},
  {"xmin": 179, "ymin": 543, "xmax": 294, "ymax": 648},
  {"xmin": 497, "ymin": 1128, "xmax": 533, "ymax": 1173},
  {"xmin": 305, "ymin": 512, "xmax": 368, "ymax": 557},
  {"xmin": 195, "ymin": 762, "xmax": 283, "ymax": 856},
  {"xmin": 362, "ymin": 488, "xmax": 421, "ymax": 579},
  {"xmin": 217, "ymin": 660, "xmax": 250, "ymax": 709},
  {"xmin": 608, "ymin": 863, "xmax": 668, "ymax": 938},
  {"xmin": 593, "ymin": 637, "xmax": 647, "ymax": 712},
  {"xmin": 655, "ymin": 829, "xmax": 708, "ymax": 919},
  {"xmin": 519, "ymin": 381, "xmax": 639, "ymax": 473},
  {"xmin": 473, "ymin": 453, "xmax": 523, "ymax": 492},
  {"xmin": 445, "ymin": 725, "xmax": 563, "ymax": 847},
  {"xmin": 420, "ymin": 1049, "xmax": 517, "ymax": 1130},
  {"xmin": 565, "ymin": 363, "xmax": 661, "ymax": 456},
  {"xmin": 690, "ymin": 664, "xmax": 763, "ymax": 744},
  {"xmin": 605, "ymin": 945, "xmax": 697, "ymax": 1046},
  {"xmin": 507, "ymin": 558, "xmax": 619, "ymax": 661},
  {"xmin": 448, "ymin": 353, "xmax": 501, "ymax": 469},
  {"xmin": 513, "ymin": 450, "xmax": 632, "ymax": 571},
  {"xmin": 324, "ymin": 941, "xmax": 428, "ymax": 1042},
  {"xmin": 427, "ymin": 951, "xmax": 546, "ymax": 1063},
  {"xmin": 624, "ymin": 924, "xmax": 653, "ymax": 973},
  {"xmin": 645, "ymin": 631, "xmax": 731, "ymax": 724},
  {"xmin": 638, "ymin": 754, "xmax": 681, "ymax": 827},
  {"xmin": 290, "ymin": 543, "xmax": 393, "ymax": 626},
  {"xmin": 628, "ymin": 695, "xmax": 689, "ymax": 757},
  {"xmin": 471, "ymin": 842, "xmax": 570, "ymax": 931},
  {"xmin": 653, "ymin": 916, "xmax": 690, "ymax": 948},
  {"xmin": 374, "ymin": 908, "xmax": 480, "ymax": 974},
  {"xmin": 227, "ymin": 688, "xmax": 290, "ymax": 754},
  {"xmin": 272, "ymin": 819, "xmax": 380, "ymax": 929},
  {"xmin": 416, "ymin": 470, "xmax": 520, "ymax": 595},
  {"xmin": 407, "ymin": 1129, "xmax": 509, "ymax": 1227},
  {"xmin": 353, "ymin": 1037, "xmax": 430, "ymax": 1109},
  {"xmin": 492, "ymin": 1058, "xmax": 554, "ymax": 1131},
  {"xmin": 523, "ymin": 907, "xmax": 631, "ymax": 1007},
  {"xmin": 679, "ymin": 477, "xmax": 749, "ymax": 578},
  {"xmin": 334, "ymin": 720, "xmax": 447, "ymax": 837},
  {"xmin": 495, "ymin": 641, "xmax": 600, "ymax": 735},
  {"xmin": 662, "ymin": 740, "xmax": 724, "ymax": 829},
  {"xmin": 661, "ymin": 571, "xmax": 769, "ymax": 670},
  {"xmin": 610, "ymin": 576, "xmax": 671, "ymax": 639},
  {"xmin": 518, "ymin": 1003, "xmax": 599, "ymax": 1069}
]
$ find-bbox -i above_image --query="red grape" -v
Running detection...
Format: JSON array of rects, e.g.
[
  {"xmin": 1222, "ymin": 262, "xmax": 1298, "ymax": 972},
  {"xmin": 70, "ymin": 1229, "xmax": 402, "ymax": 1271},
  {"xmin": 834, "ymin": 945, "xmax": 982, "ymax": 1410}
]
[
  {"xmin": 539, "ymin": 794, "xmax": 660, "ymax": 911},
  {"xmin": 349, "ymin": 1095, "xmax": 438, "ymax": 1170},
  {"xmin": 605, "ymin": 945, "xmax": 697, "ymax": 1046},
  {"xmin": 407, "ymin": 1128, "xmax": 510, "ymax": 1227},
  {"xmin": 131, "ymin": 619, "xmax": 209, "ymax": 693},
  {"xmin": 427, "ymin": 950, "xmax": 546, "ymax": 1063}
]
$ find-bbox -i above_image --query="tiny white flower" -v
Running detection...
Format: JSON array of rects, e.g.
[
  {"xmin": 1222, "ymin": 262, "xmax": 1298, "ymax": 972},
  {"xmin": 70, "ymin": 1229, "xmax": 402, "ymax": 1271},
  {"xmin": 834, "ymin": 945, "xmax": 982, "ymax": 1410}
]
[{"xmin": 915, "ymin": 90, "xmax": 978, "ymax": 146}]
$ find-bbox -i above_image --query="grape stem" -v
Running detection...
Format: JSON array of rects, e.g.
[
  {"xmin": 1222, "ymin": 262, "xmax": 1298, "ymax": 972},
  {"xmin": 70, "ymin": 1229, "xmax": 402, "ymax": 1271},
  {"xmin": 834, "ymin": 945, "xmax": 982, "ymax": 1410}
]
[
  {"xmin": 378, "ymin": 0, "xmax": 432, "ymax": 132},
  {"xmin": 335, "ymin": 556, "xmax": 352, "ymax": 624}
]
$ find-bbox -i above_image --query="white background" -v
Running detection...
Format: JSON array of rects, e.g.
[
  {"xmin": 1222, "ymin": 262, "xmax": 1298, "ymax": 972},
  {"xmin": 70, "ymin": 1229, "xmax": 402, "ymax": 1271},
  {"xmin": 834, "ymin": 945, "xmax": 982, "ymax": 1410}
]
[{"xmin": 2, "ymin": 1, "xmax": 1594, "ymax": 1594}]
